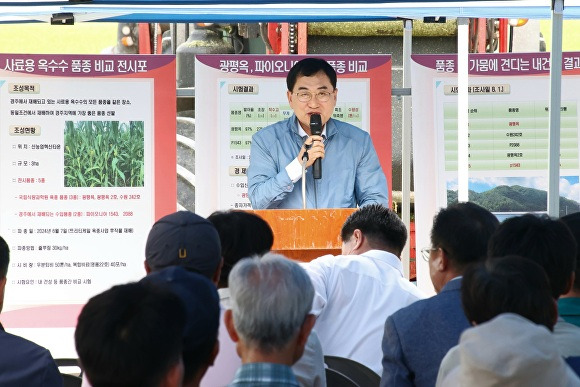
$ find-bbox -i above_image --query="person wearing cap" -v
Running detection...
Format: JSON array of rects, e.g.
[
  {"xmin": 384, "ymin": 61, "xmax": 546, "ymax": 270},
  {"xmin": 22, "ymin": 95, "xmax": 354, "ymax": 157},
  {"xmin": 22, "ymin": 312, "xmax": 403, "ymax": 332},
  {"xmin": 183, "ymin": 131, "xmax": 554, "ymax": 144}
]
[
  {"xmin": 225, "ymin": 254, "xmax": 316, "ymax": 386},
  {"xmin": 75, "ymin": 281, "xmax": 186, "ymax": 387},
  {"xmin": 144, "ymin": 210, "xmax": 223, "ymax": 281},
  {"xmin": 141, "ymin": 266, "xmax": 221, "ymax": 387},
  {"xmin": 247, "ymin": 57, "xmax": 389, "ymax": 209}
]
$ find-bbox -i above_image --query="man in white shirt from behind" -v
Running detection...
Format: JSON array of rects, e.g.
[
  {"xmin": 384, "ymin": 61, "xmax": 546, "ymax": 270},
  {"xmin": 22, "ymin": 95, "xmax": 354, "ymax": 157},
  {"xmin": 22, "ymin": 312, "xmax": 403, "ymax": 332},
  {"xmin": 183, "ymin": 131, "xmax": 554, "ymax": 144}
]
[{"xmin": 302, "ymin": 204, "xmax": 425, "ymax": 375}]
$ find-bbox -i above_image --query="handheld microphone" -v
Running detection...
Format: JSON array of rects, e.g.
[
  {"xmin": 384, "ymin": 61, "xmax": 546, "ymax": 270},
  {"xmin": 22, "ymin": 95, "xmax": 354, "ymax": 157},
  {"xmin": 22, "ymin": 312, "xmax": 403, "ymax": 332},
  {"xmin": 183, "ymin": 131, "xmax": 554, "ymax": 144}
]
[{"xmin": 310, "ymin": 114, "xmax": 322, "ymax": 179}]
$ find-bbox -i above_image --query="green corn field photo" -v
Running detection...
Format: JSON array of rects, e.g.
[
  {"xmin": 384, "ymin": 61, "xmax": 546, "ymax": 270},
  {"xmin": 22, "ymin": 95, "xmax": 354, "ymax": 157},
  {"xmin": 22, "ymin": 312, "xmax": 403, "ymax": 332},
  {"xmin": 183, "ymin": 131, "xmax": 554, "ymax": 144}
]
[{"xmin": 64, "ymin": 121, "xmax": 145, "ymax": 187}]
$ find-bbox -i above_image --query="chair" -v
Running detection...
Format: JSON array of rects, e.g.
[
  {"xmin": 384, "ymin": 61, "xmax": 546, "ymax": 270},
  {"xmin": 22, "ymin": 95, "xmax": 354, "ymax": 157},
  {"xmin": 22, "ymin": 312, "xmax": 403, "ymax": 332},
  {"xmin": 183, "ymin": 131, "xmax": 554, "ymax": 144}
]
[
  {"xmin": 61, "ymin": 373, "xmax": 82, "ymax": 387},
  {"xmin": 324, "ymin": 356, "xmax": 380, "ymax": 387},
  {"xmin": 325, "ymin": 368, "xmax": 359, "ymax": 387},
  {"xmin": 55, "ymin": 358, "xmax": 84, "ymax": 385}
]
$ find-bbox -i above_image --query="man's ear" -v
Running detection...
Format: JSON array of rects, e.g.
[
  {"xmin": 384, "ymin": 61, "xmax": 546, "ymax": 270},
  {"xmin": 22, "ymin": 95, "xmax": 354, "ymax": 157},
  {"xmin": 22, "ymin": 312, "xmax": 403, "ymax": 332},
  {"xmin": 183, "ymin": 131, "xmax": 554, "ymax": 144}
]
[
  {"xmin": 212, "ymin": 258, "xmax": 223, "ymax": 286},
  {"xmin": 292, "ymin": 314, "xmax": 316, "ymax": 363},
  {"xmin": 297, "ymin": 314, "xmax": 316, "ymax": 348},
  {"xmin": 434, "ymin": 248, "xmax": 448, "ymax": 272},
  {"xmin": 208, "ymin": 340, "xmax": 220, "ymax": 366},
  {"xmin": 224, "ymin": 309, "xmax": 239, "ymax": 343},
  {"xmin": 352, "ymin": 229, "xmax": 364, "ymax": 251},
  {"xmin": 287, "ymin": 90, "xmax": 293, "ymax": 103},
  {"xmin": 159, "ymin": 358, "xmax": 184, "ymax": 387},
  {"xmin": 144, "ymin": 260, "xmax": 152, "ymax": 274},
  {"xmin": 0, "ymin": 277, "xmax": 6, "ymax": 313},
  {"xmin": 563, "ymin": 272, "xmax": 575, "ymax": 295}
]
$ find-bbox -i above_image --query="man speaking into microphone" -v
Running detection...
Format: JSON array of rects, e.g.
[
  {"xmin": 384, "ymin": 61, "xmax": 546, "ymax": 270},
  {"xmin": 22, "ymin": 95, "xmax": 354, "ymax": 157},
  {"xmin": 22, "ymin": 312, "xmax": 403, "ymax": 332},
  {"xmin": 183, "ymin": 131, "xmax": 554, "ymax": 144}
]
[{"xmin": 247, "ymin": 57, "xmax": 389, "ymax": 209}]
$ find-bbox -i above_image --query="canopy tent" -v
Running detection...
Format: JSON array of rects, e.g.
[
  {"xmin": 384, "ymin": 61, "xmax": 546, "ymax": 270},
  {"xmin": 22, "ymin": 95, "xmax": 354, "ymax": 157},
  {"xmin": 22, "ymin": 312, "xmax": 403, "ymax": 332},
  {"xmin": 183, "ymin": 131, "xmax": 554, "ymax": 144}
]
[
  {"xmin": 0, "ymin": 0, "xmax": 570, "ymax": 276},
  {"xmin": 1, "ymin": 0, "xmax": 580, "ymax": 23}
]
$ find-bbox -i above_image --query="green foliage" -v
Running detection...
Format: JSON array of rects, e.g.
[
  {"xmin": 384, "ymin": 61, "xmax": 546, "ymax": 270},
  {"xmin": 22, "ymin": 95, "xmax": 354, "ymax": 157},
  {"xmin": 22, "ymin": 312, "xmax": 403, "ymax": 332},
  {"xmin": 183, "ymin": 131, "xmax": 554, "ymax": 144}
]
[
  {"xmin": 447, "ymin": 184, "xmax": 580, "ymax": 217},
  {"xmin": 64, "ymin": 121, "xmax": 145, "ymax": 187}
]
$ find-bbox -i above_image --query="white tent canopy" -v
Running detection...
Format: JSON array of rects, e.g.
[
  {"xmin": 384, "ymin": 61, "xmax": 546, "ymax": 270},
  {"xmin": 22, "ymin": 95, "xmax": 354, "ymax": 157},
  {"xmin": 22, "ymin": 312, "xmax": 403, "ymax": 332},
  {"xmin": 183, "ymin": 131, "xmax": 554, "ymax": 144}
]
[{"xmin": 1, "ymin": 0, "xmax": 579, "ymax": 23}]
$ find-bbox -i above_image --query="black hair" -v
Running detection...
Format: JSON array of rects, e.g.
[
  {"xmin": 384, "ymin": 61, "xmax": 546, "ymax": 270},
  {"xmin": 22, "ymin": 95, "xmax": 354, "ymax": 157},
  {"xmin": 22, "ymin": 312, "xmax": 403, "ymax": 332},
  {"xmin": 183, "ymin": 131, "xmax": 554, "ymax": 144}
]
[
  {"xmin": 341, "ymin": 204, "xmax": 407, "ymax": 256},
  {"xmin": 75, "ymin": 282, "xmax": 185, "ymax": 387},
  {"xmin": 0, "ymin": 236, "xmax": 9, "ymax": 279},
  {"xmin": 462, "ymin": 256, "xmax": 556, "ymax": 331},
  {"xmin": 286, "ymin": 58, "xmax": 337, "ymax": 92},
  {"xmin": 208, "ymin": 210, "xmax": 274, "ymax": 288},
  {"xmin": 431, "ymin": 202, "xmax": 499, "ymax": 271},
  {"xmin": 560, "ymin": 211, "xmax": 580, "ymax": 290},
  {"xmin": 488, "ymin": 214, "xmax": 576, "ymax": 298}
]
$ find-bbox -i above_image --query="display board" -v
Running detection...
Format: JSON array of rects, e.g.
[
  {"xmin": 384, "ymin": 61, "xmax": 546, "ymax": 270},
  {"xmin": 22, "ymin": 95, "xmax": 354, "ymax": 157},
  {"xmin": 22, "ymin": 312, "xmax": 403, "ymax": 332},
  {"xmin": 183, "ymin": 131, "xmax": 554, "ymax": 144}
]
[
  {"xmin": 0, "ymin": 54, "xmax": 176, "ymax": 327},
  {"xmin": 412, "ymin": 52, "xmax": 580, "ymax": 291},
  {"xmin": 195, "ymin": 54, "xmax": 392, "ymax": 216}
]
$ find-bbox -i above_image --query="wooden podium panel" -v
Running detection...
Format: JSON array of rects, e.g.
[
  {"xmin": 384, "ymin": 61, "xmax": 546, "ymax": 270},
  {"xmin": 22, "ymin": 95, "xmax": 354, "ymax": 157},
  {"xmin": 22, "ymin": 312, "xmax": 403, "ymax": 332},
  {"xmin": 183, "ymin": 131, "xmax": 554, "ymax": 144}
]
[{"xmin": 251, "ymin": 209, "xmax": 356, "ymax": 262}]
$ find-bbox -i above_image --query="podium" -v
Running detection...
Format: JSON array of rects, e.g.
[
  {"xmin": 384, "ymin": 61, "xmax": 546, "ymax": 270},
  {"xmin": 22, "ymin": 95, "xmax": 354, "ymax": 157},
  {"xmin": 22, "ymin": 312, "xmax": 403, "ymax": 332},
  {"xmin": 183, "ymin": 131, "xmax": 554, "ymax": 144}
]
[{"xmin": 251, "ymin": 209, "xmax": 356, "ymax": 262}]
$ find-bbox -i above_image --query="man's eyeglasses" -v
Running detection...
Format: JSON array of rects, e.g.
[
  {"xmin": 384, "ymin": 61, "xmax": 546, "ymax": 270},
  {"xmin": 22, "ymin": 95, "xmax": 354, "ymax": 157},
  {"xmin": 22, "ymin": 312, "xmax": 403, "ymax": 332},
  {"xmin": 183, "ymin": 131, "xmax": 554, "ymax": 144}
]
[
  {"xmin": 293, "ymin": 90, "xmax": 334, "ymax": 103},
  {"xmin": 420, "ymin": 247, "xmax": 439, "ymax": 262}
]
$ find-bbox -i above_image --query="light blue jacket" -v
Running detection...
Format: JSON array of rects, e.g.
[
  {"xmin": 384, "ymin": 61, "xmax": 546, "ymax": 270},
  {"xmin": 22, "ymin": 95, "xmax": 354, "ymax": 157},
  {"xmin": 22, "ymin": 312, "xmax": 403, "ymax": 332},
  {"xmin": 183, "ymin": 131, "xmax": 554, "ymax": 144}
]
[{"xmin": 247, "ymin": 115, "xmax": 389, "ymax": 209}]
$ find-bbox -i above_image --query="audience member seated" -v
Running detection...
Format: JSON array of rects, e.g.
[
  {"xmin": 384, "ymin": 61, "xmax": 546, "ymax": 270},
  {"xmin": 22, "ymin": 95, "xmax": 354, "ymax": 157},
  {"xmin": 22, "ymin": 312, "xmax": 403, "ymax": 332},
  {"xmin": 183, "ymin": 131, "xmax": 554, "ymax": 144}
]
[
  {"xmin": 208, "ymin": 210, "xmax": 326, "ymax": 387},
  {"xmin": 303, "ymin": 204, "xmax": 425, "ymax": 374},
  {"xmin": 488, "ymin": 213, "xmax": 580, "ymax": 357},
  {"xmin": 75, "ymin": 281, "xmax": 186, "ymax": 387},
  {"xmin": 141, "ymin": 266, "xmax": 220, "ymax": 387},
  {"xmin": 207, "ymin": 210, "xmax": 274, "ymax": 305},
  {"xmin": 381, "ymin": 202, "xmax": 499, "ymax": 387},
  {"xmin": 143, "ymin": 211, "xmax": 229, "ymax": 387},
  {"xmin": 225, "ymin": 254, "xmax": 315, "ymax": 386},
  {"xmin": 560, "ymin": 212, "xmax": 580, "ymax": 327},
  {"xmin": 0, "ymin": 235, "xmax": 63, "ymax": 386},
  {"xmin": 436, "ymin": 256, "xmax": 580, "ymax": 386},
  {"xmin": 144, "ymin": 210, "xmax": 223, "ymax": 280}
]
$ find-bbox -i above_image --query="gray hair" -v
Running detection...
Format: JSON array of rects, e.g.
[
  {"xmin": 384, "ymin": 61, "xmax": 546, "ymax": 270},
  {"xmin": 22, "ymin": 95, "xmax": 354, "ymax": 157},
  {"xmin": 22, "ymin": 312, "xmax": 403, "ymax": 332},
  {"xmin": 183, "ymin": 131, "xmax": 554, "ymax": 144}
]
[{"xmin": 228, "ymin": 253, "xmax": 314, "ymax": 352}]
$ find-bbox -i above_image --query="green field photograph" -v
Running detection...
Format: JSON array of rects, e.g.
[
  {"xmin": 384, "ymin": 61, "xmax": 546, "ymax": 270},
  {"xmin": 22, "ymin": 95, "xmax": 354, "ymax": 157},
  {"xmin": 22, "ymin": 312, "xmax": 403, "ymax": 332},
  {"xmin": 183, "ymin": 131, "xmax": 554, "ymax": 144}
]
[{"xmin": 64, "ymin": 121, "xmax": 145, "ymax": 187}]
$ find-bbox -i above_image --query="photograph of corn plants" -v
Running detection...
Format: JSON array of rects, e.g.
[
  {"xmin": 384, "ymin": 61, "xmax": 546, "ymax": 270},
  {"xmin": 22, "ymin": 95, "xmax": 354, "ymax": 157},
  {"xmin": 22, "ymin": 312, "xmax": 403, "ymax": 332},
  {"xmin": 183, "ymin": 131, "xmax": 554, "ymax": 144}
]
[{"xmin": 64, "ymin": 121, "xmax": 145, "ymax": 187}]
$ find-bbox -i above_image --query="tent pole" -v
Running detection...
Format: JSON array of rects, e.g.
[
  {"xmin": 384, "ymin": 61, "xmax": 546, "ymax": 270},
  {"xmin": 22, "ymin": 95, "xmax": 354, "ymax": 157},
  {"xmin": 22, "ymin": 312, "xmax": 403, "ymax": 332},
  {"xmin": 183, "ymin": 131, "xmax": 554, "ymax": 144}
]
[
  {"xmin": 548, "ymin": 0, "xmax": 564, "ymax": 217},
  {"xmin": 402, "ymin": 18, "xmax": 412, "ymax": 280},
  {"xmin": 457, "ymin": 18, "xmax": 469, "ymax": 202}
]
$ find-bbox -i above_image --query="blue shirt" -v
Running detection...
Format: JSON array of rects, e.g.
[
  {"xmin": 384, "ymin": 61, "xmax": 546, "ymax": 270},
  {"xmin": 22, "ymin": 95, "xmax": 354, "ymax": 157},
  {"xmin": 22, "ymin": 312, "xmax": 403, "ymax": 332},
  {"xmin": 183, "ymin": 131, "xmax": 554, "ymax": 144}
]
[
  {"xmin": 0, "ymin": 324, "xmax": 63, "ymax": 386},
  {"xmin": 247, "ymin": 115, "xmax": 389, "ymax": 209},
  {"xmin": 229, "ymin": 362, "xmax": 300, "ymax": 386},
  {"xmin": 559, "ymin": 297, "xmax": 580, "ymax": 328}
]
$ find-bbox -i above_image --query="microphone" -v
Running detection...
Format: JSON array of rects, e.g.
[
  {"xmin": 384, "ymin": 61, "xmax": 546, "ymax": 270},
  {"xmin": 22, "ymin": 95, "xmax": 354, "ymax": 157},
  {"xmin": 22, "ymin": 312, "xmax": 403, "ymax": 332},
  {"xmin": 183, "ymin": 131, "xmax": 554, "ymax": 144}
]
[{"xmin": 310, "ymin": 114, "xmax": 322, "ymax": 179}]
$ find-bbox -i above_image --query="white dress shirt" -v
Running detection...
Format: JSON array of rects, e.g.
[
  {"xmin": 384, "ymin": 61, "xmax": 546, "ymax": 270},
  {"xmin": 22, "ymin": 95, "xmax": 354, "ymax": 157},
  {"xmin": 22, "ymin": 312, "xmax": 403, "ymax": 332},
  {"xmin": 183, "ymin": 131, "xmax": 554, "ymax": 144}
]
[{"xmin": 303, "ymin": 250, "xmax": 425, "ymax": 374}]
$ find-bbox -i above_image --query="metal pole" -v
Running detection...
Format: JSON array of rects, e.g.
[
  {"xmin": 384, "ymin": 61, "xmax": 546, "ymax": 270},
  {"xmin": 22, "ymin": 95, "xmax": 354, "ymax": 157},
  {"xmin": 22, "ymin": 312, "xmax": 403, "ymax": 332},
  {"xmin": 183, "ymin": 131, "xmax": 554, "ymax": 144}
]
[
  {"xmin": 402, "ymin": 19, "xmax": 412, "ymax": 280},
  {"xmin": 457, "ymin": 18, "xmax": 469, "ymax": 202},
  {"xmin": 548, "ymin": 0, "xmax": 564, "ymax": 217}
]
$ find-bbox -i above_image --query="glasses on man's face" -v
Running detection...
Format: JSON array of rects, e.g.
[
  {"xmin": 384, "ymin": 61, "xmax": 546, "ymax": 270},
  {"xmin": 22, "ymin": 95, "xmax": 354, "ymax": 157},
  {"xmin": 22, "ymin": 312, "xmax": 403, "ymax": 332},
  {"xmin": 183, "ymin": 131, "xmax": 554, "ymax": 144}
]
[
  {"xmin": 294, "ymin": 90, "xmax": 334, "ymax": 103},
  {"xmin": 420, "ymin": 247, "xmax": 439, "ymax": 262}
]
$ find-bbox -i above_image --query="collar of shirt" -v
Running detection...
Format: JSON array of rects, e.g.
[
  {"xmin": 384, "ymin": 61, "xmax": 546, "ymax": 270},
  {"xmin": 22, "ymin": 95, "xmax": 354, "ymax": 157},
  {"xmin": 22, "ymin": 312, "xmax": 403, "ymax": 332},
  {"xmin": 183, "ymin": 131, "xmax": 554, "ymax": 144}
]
[
  {"xmin": 449, "ymin": 275, "xmax": 463, "ymax": 282},
  {"xmin": 558, "ymin": 297, "xmax": 580, "ymax": 316},
  {"xmin": 218, "ymin": 287, "xmax": 231, "ymax": 309},
  {"xmin": 358, "ymin": 249, "xmax": 404, "ymax": 277},
  {"xmin": 230, "ymin": 362, "xmax": 299, "ymax": 386}
]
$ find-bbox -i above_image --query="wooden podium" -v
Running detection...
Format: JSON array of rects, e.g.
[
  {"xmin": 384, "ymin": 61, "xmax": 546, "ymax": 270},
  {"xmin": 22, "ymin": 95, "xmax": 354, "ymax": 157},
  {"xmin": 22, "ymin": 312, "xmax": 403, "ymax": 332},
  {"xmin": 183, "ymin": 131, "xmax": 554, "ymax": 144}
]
[{"xmin": 251, "ymin": 209, "xmax": 356, "ymax": 262}]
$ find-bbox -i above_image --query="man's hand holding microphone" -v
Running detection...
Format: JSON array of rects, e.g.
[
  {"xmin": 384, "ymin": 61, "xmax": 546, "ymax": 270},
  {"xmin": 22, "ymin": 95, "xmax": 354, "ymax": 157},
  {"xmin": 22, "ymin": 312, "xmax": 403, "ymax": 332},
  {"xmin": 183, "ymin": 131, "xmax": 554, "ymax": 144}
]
[{"xmin": 297, "ymin": 114, "xmax": 324, "ymax": 179}]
